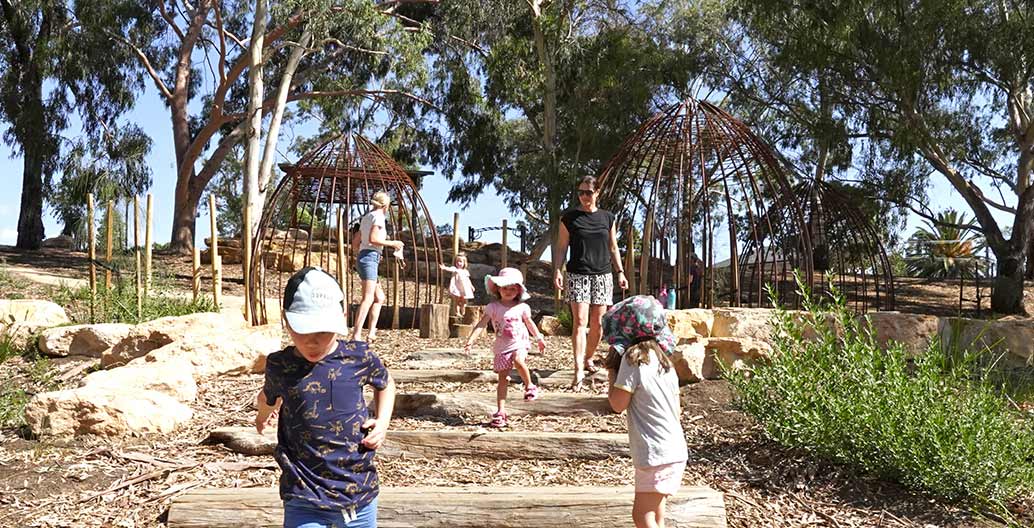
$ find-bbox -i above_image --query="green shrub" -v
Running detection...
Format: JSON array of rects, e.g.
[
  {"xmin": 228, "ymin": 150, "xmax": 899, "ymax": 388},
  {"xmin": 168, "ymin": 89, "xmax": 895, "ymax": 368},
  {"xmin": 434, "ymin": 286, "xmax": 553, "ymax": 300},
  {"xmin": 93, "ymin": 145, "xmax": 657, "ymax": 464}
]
[
  {"xmin": 726, "ymin": 277, "xmax": 1034, "ymax": 509},
  {"xmin": 555, "ymin": 304, "xmax": 573, "ymax": 333},
  {"xmin": 50, "ymin": 275, "xmax": 217, "ymax": 325}
]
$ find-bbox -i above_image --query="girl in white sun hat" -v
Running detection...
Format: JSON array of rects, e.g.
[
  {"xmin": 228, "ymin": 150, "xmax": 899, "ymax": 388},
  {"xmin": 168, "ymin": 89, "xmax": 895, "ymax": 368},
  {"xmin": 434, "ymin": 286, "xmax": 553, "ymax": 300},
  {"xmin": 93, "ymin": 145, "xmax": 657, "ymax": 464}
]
[{"xmin": 463, "ymin": 267, "xmax": 546, "ymax": 428}]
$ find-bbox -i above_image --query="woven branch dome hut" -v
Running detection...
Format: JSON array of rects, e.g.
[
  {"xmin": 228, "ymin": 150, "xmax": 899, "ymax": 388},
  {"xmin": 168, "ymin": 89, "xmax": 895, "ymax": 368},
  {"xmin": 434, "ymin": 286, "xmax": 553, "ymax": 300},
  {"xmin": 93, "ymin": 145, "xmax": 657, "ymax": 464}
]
[
  {"xmin": 247, "ymin": 134, "xmax": 445, "ymax": 326},
  {"xmin": 597, "ymin": 99, "xmax": 815, "ymax": 309},
  {"xmin": 742, "ymin": 179, "xmax": 896, "ymax": 312}
]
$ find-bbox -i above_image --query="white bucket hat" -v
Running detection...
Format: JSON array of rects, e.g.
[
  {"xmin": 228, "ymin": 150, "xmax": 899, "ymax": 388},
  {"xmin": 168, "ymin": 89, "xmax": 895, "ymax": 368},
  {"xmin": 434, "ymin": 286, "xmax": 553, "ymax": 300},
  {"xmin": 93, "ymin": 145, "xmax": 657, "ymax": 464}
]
[{"xmin": 484, "ymin": 267, "xmax": 530, "ymax": 301}]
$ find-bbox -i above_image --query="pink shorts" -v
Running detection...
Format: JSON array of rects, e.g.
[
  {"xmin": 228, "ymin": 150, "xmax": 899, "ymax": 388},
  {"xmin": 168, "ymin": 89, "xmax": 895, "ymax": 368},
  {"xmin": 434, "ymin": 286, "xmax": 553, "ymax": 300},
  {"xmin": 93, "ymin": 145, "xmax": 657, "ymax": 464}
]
[
  {"xmin": 493, "ymin": 348, "xmax": 528, "ymax": 373},
  {"xmin": 634, "ymin": 461, "xmax": 686, "ymax": 495}
]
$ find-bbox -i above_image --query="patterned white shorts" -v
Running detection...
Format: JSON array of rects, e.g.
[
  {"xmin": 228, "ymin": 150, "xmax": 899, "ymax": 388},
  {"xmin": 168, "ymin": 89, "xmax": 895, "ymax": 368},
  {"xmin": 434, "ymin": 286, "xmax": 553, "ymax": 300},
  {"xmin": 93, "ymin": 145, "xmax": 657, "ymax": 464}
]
[{"xmin": 564, "ymin": 272, "xmax": 614, "ymax": 306}]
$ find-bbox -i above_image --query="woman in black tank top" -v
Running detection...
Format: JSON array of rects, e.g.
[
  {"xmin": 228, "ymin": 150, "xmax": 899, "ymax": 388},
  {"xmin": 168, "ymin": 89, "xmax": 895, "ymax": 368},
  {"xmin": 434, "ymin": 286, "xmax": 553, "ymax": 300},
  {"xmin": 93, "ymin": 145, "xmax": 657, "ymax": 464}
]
[{"xmin": 553, "ymin": 176, "xmax": 629, "ymax": 388}]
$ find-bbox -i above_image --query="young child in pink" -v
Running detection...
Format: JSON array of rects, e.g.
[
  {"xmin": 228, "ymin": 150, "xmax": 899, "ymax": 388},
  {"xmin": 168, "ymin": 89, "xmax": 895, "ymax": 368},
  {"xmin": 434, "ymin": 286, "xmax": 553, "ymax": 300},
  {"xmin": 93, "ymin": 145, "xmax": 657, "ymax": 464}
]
[
  {"xmin": 464, "ymin": 267, "xmax": 545, "ymax": 428},
  {"xmin": 439, "ymin": 252, "xmax": 475, "ymax": 317}
]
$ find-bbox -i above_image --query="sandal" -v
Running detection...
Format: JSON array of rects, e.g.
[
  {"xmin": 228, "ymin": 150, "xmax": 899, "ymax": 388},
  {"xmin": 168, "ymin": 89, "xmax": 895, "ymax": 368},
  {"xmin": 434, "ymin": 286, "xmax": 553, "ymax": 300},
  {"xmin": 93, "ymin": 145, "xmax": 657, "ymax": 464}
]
[
  {"xmin": 570, "ymin": 372, "xmax": 586, "ymax": 391},
  {"xmin": 524, "ymin": 384, "xmax": 540, "ymax": 401},
  {"xmin": 488, "ymin": 411, "xmax": 508, "ymax": 428}
]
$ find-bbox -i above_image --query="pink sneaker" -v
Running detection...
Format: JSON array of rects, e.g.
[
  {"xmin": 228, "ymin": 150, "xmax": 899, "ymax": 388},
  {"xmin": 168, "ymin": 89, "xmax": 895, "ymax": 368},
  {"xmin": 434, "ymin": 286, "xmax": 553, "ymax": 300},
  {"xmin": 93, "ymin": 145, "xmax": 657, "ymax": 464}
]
[
  {"xmin": 489, "ymin": 411, "xmax": 508, "ymax": 428},
  {"xmin": 524, "ymin": 384, "xmax": 540, "ymax": 401}
]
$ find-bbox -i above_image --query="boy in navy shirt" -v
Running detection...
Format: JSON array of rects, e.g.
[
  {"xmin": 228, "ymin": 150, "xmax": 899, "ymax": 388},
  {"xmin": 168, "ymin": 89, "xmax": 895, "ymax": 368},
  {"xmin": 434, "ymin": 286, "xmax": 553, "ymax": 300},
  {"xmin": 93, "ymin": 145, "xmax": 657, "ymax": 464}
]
[{"xmin": 256, "ymin": 267, "xmax": 396, "ymax": 528}]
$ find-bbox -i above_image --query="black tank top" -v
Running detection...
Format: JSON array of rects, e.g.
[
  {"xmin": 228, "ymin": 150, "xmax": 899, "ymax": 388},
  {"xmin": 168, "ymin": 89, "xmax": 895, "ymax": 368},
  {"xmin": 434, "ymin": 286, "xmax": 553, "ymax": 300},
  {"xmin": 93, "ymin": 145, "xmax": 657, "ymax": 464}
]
[{"xmin": 561, "ymin": 208, "xmax": 614, "ymax": 275}]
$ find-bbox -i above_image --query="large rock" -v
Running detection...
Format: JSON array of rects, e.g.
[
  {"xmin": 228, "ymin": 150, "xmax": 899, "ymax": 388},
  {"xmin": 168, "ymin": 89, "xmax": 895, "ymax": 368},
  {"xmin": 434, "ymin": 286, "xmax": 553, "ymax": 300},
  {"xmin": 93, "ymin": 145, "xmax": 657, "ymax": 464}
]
[
  {"xmin": 539, "ymin": 315, "xmax": 570, "ymax": 336},
  {"xmin": 0, "ymin": 299, "xmax": 71, "ymax": 349},
  {"xmin": 41, "ymin": 235, "xmax": 74, "ymax": 249},
  {"xmin": 201, "ymin": 246, "xmax": 243, "ymax": 265},
  {"xmin": 671, "ymin": 342, "xmax": 706, "ymax": 383},
  {"xmin": 25, "ymin": 387, "xmax": 193, "ymax": 437},
  {"xmin": 81, "ymin": 359, "xmax": 198, "ymax": 402},
  {"xmin": 38, "ymin": 323, "xmax": 133, "ymax": 358},
  {"xmin": 666, "ymin": 309, "xmax": 713, "ymax": 339},
  {"xmin": 940, "ymin": 317, "xmax": 1034, "ymax": 368},
  {"xmin": 466, "ymin": 263, "xmax": 495, "ymax": 284},
  {"xmin": 101, "ymin": 312, "xmax": 248, "ymax": 368},
  {"xmin": 703, "ymin": 336, "xmax": 771, "ymax": 377},
  {"xmin": 710, "ymin": 307, "xmax": 777, "ymax": 342},
  {"xmin": 129, "ymin": 323, "xmax": 284, "ymax": 378},
  {"xmin": 862, "ymin": 312, "xmax": 939, "ymax": 357}
]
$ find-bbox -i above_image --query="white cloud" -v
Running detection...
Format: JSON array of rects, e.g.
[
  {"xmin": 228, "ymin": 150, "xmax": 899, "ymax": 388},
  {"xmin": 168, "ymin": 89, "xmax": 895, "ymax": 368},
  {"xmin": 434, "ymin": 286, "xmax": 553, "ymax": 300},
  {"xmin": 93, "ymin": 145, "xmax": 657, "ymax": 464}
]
[{"xmin": 0, "ymin": 228, "xmax": 16, "ymax": 246}]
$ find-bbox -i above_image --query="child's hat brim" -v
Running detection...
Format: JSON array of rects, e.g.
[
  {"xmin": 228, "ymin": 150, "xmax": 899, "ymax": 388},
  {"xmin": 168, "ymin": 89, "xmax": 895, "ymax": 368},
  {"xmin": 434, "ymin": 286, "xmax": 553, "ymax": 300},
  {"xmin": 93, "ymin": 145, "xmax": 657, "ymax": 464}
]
[{"xmin": 485, "ymin": 271, "xmax": 531, "ymax": 301}]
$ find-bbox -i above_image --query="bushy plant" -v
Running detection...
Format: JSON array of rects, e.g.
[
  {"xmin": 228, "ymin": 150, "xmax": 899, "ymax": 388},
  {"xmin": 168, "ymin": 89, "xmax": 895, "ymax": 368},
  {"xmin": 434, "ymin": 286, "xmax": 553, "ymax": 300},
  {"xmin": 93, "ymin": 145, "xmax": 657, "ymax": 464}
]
[
  {"xmin": 555, "ymin": 304, "xmax": 574, "ymax": 333},
  {"xmin": 50, "ymin": 274, "xmax": 217, "ymax": 325},
  {"xmin": 726, "ymin": 277, "xmax": 1034, "ymax": 509}
]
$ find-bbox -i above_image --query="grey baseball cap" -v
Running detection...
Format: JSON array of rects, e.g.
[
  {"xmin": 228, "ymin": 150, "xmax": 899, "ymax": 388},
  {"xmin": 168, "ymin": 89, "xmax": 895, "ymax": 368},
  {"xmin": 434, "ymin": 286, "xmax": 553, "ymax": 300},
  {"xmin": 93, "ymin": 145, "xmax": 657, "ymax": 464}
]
[{"xmin": 282, "ymin": 267, "xmax": 349, "ymax": 335}]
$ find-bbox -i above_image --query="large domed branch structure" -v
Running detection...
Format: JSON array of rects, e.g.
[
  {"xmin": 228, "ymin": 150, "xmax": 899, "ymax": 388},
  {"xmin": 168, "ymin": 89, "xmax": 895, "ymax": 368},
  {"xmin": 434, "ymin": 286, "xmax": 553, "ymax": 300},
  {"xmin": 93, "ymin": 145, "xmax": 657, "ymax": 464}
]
[
  {"xmin": 597, "ymin": 99, "xmax": 816, "ymax": 309},
  {"xmin": 247, "ymin": 134, "xmax": 445, "ymax": 327}
]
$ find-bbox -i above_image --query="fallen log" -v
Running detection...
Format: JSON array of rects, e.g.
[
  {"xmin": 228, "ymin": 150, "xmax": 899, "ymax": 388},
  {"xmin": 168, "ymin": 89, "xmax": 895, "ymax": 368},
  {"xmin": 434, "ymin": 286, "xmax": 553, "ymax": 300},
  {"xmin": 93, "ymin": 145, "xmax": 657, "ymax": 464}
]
[
  {"xmin": 167, "ymin": 486, "xmax": 728, "ymax": 528},
  {"xmin": 204, "ymin": 428, "xmax": 629, "ymax": 460},
  {"xmin": 391, "ymin": 368, "xmax": 608, "ymax": 387},
  {"xmin": 392, "ymin": 392, "xmax": 614, "ymax": 418}
]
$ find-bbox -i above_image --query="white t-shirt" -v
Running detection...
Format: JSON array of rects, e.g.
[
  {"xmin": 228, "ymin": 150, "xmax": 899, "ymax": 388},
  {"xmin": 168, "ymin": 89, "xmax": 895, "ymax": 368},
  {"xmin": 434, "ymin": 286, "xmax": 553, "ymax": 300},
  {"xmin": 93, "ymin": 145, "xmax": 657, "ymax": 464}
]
[
  {"xmin": 612, "ymin": 353, "xmax": 688, "ymax": 468},
  {"xmin": 359, "ymin": 209, "xmax": 386, "ymax": 253}
]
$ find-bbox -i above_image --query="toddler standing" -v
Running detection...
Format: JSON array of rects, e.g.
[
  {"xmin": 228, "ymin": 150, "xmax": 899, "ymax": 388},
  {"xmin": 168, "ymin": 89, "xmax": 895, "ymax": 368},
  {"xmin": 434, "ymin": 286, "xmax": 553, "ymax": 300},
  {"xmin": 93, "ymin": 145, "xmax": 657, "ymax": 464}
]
[
  {"xmin": 603, "ymin": 295, "xmax": 686, "ymax": 528},
  {"xmin": 464, "ymin": 267, "xmax": 545, "ymax": 428},
  {"xmin": 256, "ymin": 267, "xmax": 396, "ymax": 528},
  {"xmin": 440, "ymin": 252, "xmax": 475, "ymax": 317}
]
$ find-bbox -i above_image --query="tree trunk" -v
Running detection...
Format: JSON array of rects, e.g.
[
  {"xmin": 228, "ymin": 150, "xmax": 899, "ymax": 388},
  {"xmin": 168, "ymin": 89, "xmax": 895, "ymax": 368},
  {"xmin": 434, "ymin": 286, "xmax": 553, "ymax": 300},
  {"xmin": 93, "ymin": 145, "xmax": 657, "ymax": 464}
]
[
  {"xmin": 15, "ymin": 82, "xmax": 46, "ymax": 250},
  {"xmin": 243, "ymin": 0, "xmax": 267, "ymax": 241},
  {"xmin": 991, "ymin": 253, "xmax": 1026, "ymax": 314}
]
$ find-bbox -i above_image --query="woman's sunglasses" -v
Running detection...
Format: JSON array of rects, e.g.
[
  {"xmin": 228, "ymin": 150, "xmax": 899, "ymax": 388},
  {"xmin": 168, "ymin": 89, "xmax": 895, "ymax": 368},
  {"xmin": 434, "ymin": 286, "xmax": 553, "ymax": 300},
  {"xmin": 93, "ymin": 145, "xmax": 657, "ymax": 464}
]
[{"xmin": 577, "ymin": 189, "xmax": 595, "ymax": 196}]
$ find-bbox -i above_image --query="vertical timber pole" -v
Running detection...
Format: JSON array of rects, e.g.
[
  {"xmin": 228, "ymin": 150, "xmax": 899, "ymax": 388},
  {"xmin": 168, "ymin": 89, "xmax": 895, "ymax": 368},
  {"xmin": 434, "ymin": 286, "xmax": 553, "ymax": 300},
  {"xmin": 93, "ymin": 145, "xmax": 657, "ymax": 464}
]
[
  {"xmin": 210, "ymin": 194, "xmax": 222, "ymax": 307},
  {"xmin": 243, "ymin": 205, "xmax": 252, "ymax": 323},
  {"xmin": 133, "ymin": 195, "xmax": 142, "ymax": 319},
  {"xmin": 501, "ymin": 219, "xmax": 509, "ymax": 268},
  {"xmin": 87, "ymin": 194, "xmax": 96, "ymax": 323},
  {"xmin": 105, "ymin": 200, "xmax": 114, "ymax": 289},
  {"xmin": 625, "ymin": 222, "xmax": 635, "ymax": 296},
  {"xmin": 144, "ymin": 193, "xmax": 153, "ymax": 301},
  {"xmin": 192, "ymin": 239, "xmax": 201, "ymax": 302}
]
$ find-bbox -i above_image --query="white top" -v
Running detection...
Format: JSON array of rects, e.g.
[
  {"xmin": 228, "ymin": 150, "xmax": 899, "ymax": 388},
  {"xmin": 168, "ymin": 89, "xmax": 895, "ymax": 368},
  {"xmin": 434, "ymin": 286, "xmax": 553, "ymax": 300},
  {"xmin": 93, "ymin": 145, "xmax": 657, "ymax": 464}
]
[
  {"xmin": 612, "ymin": 353, "xmax": 688, "ymax": 468},
  {"xmin": 359, "ymin": 209, "xmax": 386, "ymax": 253}
]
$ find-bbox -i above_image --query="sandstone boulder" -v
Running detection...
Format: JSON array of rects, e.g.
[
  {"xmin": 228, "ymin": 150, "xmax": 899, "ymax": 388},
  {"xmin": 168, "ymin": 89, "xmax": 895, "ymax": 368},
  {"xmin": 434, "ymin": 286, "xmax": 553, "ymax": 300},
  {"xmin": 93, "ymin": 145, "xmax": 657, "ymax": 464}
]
[
  {"xmin": 25, "ymin": 387, "xmax": 193, "ymax": 437},
  {"xmin": 540, "ymin": 315, "xmax": 570, "ymax": 337},
  {"xmin": 41, "ymin": 235, "xmax": 74, "ymax": 249},
  {"xmin": 81, "ymin": 358, "xmax": 198, "ymax": 402},
  {"xmin": 201, "ymin": 246, "xmax": 243, "ymax": 265},
  {"xmin": 101, "ymin": 312, "xmax": 248, "ymax": 368},
  {"xmin": 129, "ymin": 323, "xmax": 284, "ymax": 378},
  {"xmin": 671, "ymin": 342, "xmax": 706, "ymax": 383},
  {"xmin": 666, "ymin": 309, "xmax": 713, "ymax": 339},
  {"xmin": 940, "ymin": 317, "xmax": 1034, "ymax": 368},
  {"xmin": 703, "ymin": 336, "xmax": 770, "ymax": 377},
  {"xmin": 862, "ymin": 312, "xmax": 939, "ymax": 357},
  {"xmin": 466, "ymin": 263, "xmax": 495, "ymax": 284},
  {"xmin": 710, "ymin": 307, "xmax": 776, "ymax": 342},
  {"xmin": 38, "ymin": 323, "xmax": 133, "ymax": 358},
  {"xmin": 0, "ymin": 299, "xmax": 71, "ymax": 349}
]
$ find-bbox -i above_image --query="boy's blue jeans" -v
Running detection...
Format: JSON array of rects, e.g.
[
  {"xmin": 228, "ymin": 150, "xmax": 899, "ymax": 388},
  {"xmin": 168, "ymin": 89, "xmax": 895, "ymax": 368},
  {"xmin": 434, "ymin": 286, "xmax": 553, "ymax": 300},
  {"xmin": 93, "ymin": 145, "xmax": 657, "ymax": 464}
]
[{"xmin": 283, "ymin": 497, "xmax": 377, "ymax": 528}]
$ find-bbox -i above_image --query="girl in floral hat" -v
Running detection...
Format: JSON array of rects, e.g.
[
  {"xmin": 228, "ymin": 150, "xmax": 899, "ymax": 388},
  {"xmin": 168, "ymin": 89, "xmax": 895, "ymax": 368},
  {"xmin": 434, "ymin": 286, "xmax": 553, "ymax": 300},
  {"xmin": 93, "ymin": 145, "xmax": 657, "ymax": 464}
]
[
  {"xmin": 464, "ymin": 267, "xmax": 546, "ymax": 428},
  {"xmin": 602, "ymin": 295, "xmax": 686, "ymax": 528}
]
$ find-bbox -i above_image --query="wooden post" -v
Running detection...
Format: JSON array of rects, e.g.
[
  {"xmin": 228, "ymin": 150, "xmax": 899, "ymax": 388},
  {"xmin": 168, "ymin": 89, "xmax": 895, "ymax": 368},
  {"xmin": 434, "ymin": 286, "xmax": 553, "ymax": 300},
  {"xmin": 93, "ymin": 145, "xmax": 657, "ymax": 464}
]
[
  {"xmin": 639, "ymin": 208, "xmax": 654, "ymax": 294},
  {"xmin": 134, "ymin": 195, "xmax": 142, "ymax": 319},
  {"xmin": 625, "ymin": 223, "xmax": 635, "ymax": 296},
  {"xmin": 242, "ymin": 205, "xmax": 251, "ymax": 322},
  {"xmin": 87, "ymin": 193, "xmax": 96, "ymax": 323},
  {"xmin": 392, "ymin": 260, "xmax": 400, "ymax": 329},
  {"xmin": 105, "ymin": 200, "xmax": 114, "ymax": 289},
  {"xmin": 419, "ymin": 303, "xmax": 450, "ymax": 339},
  {"xmin": 144, "ymin": 193, "xmax": 153, "ymax": 299},
  {"xmin": 501, "ymin": 219, "xmax": 508, "ymax": 268},
  {"xmin": 336, "ymin": 208, "xmax": 347, "ymax": 318},
  {"xmin": 192, "ymin": 241, "xmax": 201, "ymax": 302},
  {"xmin": 210, "ymin": 194, "xmax": 221, "ymax": 307},
  {"xmin": 452, "ymin": 212, "xmax": 460, "ymax": 256}
]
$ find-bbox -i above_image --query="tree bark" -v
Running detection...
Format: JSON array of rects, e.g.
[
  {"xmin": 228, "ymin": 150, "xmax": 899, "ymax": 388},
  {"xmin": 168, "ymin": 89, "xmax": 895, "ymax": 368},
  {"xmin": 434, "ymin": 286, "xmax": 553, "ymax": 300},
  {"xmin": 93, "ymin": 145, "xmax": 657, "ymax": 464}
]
[
  {"xmin": 242, "ymin": 0, "xmax": 268, "ymax": 241},
  {"xmin": 168, "ymin": 486, "xmax": 729, "ymax": 528}
]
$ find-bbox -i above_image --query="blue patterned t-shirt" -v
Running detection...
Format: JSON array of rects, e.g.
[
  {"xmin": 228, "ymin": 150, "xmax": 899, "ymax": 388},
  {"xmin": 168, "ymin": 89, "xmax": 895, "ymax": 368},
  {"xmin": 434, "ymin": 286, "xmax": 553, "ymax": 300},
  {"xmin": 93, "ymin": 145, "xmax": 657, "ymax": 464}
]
[{"xmin": 262, "ymin": 340, "xmax": 390, "ymax": 511}]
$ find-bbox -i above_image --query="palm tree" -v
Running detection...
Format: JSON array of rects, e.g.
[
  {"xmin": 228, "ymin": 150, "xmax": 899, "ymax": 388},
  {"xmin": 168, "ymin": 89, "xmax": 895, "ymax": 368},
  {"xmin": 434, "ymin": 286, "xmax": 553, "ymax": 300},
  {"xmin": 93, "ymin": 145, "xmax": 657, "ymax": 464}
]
[{"xmin": 905, "ymin": 209, "xmax": 986, "ymax": 279}]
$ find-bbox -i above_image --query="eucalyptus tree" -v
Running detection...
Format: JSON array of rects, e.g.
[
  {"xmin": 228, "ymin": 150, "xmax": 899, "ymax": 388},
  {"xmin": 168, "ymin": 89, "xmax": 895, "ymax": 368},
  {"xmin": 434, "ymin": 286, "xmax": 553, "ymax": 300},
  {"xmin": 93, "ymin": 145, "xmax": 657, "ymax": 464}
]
[
  {"xmin": 115, "ymin": 1, "xmax": 433, "ymax": 253},
  {"xmin": 0, "ymin": 0, "xmax": 149, "ymax": 249},
  {"xmin": 732, "ymin": 0, "xmax": 1034, "ymax": 314},
  {"xmin": 426, "ymin": 0, "xmax": 702, "ymax": 262}
]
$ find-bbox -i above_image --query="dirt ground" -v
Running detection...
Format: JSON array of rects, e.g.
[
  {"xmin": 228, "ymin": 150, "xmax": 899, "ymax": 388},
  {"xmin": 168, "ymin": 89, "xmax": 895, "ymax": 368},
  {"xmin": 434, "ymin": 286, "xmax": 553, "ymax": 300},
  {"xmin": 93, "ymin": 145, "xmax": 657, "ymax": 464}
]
[{"xmin": 0, "ymin": 246, "xmax": 1031, "ymax": 527}]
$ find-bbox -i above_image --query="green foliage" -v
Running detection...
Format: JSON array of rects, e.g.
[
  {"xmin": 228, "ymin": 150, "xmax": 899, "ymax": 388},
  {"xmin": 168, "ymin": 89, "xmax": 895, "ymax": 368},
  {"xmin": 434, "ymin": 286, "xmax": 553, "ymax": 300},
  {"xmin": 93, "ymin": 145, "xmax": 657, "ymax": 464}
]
[
  {"xmin": 0, "ymin": 339, "xmax": 55, "ymax": 431},
  {"xmin": 727, "ymin": 278, "xmax": 1034, "ymax": 509},
  {"xmin": 50, "ymin": 270, "xmax": 217, "ymax": 325},
  {"xmin": 905, "ymin": 209, "xmax": 987, "ymax": 279},
  {"xmin": 554, "ymin": 304, "xmax": 573, "ymax": 333}
]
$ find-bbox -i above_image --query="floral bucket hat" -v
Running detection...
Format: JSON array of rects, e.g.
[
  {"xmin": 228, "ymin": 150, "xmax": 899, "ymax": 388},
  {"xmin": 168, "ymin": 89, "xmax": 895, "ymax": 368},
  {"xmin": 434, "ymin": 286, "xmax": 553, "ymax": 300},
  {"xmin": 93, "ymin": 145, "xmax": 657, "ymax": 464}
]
[{"xmin": 602, "ymin": 295, "xmax": 676, "ymax": 356}]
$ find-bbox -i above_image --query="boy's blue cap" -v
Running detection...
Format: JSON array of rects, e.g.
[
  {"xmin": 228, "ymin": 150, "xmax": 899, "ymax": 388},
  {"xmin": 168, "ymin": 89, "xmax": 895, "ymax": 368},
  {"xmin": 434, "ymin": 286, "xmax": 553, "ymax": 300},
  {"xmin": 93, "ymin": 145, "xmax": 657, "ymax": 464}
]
[{"xmin": 283, "ymin": 267, "xmax": 349, "ymax": 335}]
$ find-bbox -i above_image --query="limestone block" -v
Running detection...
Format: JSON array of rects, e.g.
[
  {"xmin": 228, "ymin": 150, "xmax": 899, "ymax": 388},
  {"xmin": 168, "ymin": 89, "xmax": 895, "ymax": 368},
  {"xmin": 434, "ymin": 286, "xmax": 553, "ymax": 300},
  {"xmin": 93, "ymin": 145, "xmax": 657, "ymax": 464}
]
[
  {"xmin": 940, "ymin": 317, "xmax": 1034, "ymax": 368},
  {"xmin": 201, "ymin": 246, "xmax": 243, "ymax": 265},
  {"xmin": 862, "ymin": 312, "xmax": 939, "ymax": 357},
  {"xmin": 101, "ymin": 312, "xmax": 249, "ymax": 368},
  {"xmin": 710, "ymin": 307, "xmax": 777, "ymax": 342},
  {"xmin": 41, "ymin": 235, "xmax": 74, "ymax": 249},
  {"xmin": 671, "ymin": 342, "xmax": 706, "ymax": 384},
  {"xmin": 81, "ymin": 358, "xmax": 198, "ymax": 402},
  {"xmin": 0, "ymin": 299, "xmax": 71, "ymax": 349},
  {"xmin": 38, "ymin": 323, "xmax": 133, "ymax": 358},
  {"xmin": 129, "ymin": 323, "xmax": 284, "ymax": 378},
  {"xmin": 540, "ymin": 315, "xmax": 570, "ymax": 337},
  {"xmin": 666, "ymin": 309, "xmax": 713, "ymax": 339},
  {"xmin": 25, "ymin": 387, "xmax": 193, "ymax": 437}
]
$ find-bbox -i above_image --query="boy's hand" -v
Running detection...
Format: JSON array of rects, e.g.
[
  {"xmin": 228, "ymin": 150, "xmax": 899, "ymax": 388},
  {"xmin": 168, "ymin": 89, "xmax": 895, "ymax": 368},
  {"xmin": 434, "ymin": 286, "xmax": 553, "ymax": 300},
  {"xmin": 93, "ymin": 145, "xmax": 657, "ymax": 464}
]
[
  {"xmin": 361, "ymin": 417, "xmax": 388, "ymax": 449},
  {"xmin": 255, "ymin": 409, "xmax": 278, "ymax": 435}
]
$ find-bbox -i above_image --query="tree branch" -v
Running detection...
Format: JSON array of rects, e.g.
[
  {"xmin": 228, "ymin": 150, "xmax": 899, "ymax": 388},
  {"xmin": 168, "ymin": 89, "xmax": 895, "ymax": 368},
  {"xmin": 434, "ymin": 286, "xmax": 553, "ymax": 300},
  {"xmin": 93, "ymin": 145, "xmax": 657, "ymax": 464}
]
[
  {"xmin": 104, "ymin": 30, "xmax": 174, "ymax": 101},
  {"xmin": 158, "ymin": 0, "xmax": 185, "ymax": 41}
]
